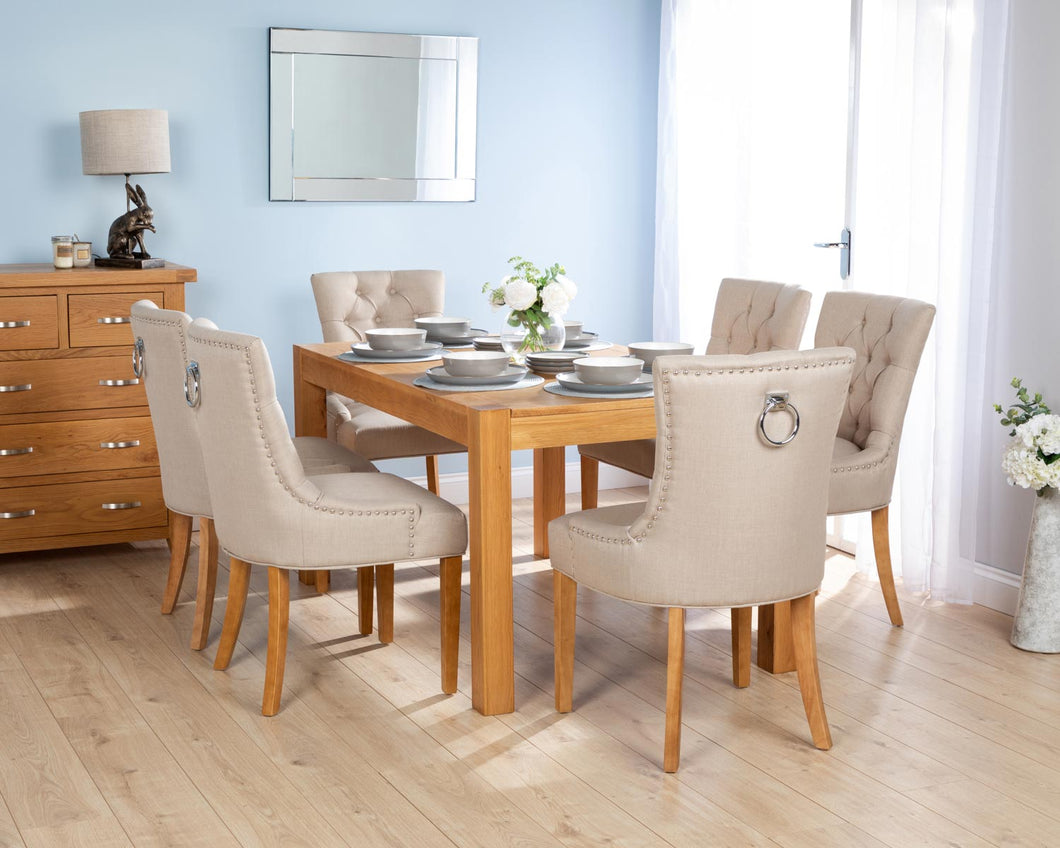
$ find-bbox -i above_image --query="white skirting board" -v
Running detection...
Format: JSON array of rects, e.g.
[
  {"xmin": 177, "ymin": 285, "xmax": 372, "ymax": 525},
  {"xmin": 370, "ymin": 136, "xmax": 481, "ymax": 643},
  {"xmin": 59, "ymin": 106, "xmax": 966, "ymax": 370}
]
[
  {"xmin": 973, "ymin": 562, "xmax": 1022, "ymax": 616},
  {"xmin": 406, "ymin": 462, "xmax": 646, "ymax": 506}
]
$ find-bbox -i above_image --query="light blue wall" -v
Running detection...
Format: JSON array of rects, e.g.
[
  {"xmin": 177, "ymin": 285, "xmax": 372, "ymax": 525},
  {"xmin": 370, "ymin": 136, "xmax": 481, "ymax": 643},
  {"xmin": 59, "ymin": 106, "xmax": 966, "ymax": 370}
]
[{"xmin": 1, "ymin": 0, "xmax": 660, "ymax": 477}]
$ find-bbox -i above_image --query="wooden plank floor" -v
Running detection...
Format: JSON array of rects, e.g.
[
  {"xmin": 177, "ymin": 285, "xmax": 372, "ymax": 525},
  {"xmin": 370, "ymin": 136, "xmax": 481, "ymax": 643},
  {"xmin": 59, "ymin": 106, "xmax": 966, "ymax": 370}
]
[{"xmin": 0, "ymin": 486, "xmax": 1057, "ymax": 847}]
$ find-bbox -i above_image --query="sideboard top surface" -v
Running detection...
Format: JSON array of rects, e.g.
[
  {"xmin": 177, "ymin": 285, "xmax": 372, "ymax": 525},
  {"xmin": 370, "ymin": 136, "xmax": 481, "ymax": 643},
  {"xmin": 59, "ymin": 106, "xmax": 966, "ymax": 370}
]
[{"xmin": 0, "ymin": 263, "xmax": 197, "ymax": 289}]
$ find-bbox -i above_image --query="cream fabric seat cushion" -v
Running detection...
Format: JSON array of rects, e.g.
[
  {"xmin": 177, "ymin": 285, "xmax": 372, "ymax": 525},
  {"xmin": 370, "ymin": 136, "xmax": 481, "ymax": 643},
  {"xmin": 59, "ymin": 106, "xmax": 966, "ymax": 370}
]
[{"xmin": 328, "ymin": 396, "xmax": 465, "ymax": 460}]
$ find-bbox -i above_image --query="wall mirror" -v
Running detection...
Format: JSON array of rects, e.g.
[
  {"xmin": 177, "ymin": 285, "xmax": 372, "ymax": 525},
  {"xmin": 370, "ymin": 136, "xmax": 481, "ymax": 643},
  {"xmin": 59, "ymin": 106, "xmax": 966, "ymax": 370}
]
[{"xmin": 270, "ymin": 28, "xmax": 478, "ymax": 201}]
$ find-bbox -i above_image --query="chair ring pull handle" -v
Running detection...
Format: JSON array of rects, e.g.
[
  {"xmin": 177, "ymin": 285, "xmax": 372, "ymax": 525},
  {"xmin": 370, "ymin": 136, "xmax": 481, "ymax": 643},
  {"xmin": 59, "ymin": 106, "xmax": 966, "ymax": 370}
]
[
  {"xmin": 132, "ymin": 337, "xmax": 145, "ymax": 378},
  {"xmin": 759, "ymin": 391, "xmax": 799, "ymax": 447},
  {"xmin": 184, "ymin": 361, "xmax": 200, "ymax": 408}
]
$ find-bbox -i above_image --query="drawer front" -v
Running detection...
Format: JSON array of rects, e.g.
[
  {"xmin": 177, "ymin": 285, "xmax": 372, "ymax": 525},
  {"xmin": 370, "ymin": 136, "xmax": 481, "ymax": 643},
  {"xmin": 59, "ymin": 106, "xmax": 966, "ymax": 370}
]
[
  {"xmin": 0, "ymin": 476, "xmax": 166, "ymax": 542},
  {"xmin": 0, "ymin": 296, "xmax": 59, "ymax": 351},
  {"xmin": 68, "ymin": 291, "xmax": 163, "ymax": 348},
  {"xmin": 0, "ymin": 417, "xmax": 158, "ymax": 478},
  {"xmin": 0, "ymin": 356, "xmax": 145, "ymax": 414}
]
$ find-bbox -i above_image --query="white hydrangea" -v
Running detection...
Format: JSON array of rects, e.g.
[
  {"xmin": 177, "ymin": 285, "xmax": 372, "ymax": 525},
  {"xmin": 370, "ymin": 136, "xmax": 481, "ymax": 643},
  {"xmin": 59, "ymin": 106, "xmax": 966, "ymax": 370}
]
[
  {"xmin": 1001, "ymin": 441, "xmax": 1060, "ymax": 490},
  {"xmin": 1016, "ymin": 414, "xmax": 1060, "ymax": 457},
  {"xmin": 555, "ymin": 273, "xmax": 577, "ymax": 300},
  {"xmin": 540, "ymin": 280, "xmax": 571, "ymax": 316},
  {"xmin": 503, "ymin": 278, "xmax": 538, "ymax": 311}
]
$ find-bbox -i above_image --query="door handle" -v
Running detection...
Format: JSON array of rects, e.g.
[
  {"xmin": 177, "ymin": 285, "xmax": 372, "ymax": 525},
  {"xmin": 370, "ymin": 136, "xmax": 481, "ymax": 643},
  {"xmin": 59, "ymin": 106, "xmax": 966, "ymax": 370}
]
[{"xmin": 814, "ymin": 227, "xmax": 851, "ymax": 279}]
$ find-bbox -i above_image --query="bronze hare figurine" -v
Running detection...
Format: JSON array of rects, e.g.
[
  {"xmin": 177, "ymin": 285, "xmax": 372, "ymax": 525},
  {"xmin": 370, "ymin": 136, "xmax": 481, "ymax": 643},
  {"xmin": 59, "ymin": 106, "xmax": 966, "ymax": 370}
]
[{"xmin": 107, "ymin": 183, "xmax": 156, "ymax": 258}]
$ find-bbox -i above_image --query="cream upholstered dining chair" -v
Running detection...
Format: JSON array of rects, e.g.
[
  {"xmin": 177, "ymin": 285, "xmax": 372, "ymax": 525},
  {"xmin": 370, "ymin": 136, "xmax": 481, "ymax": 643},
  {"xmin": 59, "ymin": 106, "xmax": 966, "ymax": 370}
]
[
  {"xmin": 130, "ymin": 301, "xmax": 377, "ymax": 650},
  {"xmin": 311, "ymin": 270, "xmax": 465, "ymax": 493},
  {"xmin": 184, "ymin": 319, "xmax": 468, "ymax": 716},
  {"xmin": 815, "ymin": 291, "xmax": 935, "ymax": 626},
  {"xmin": 551, "ymin": 348, "xmax": 855, "ymax": 772},
  {"xmin": 578, "ymin": 278, "xmax": 812, "ymax": 509}
]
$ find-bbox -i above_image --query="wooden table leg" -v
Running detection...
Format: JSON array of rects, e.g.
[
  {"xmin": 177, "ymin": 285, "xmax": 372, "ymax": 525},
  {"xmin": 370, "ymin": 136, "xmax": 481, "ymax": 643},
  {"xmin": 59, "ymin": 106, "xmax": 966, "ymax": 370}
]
[
  {"xmin": 756, "ymin": 601, "xmax": 796, "ymax": 673},
  {"xmin": 533, "ymin": 446, "xmax": 566, "ymax": 559},
  {"xmin": 468, "ymin": 407, "xmax": 515, "ymax": 715},
  {"xmin": 293, "ymin": 347, "xmax": 329, "ymax": 589}
]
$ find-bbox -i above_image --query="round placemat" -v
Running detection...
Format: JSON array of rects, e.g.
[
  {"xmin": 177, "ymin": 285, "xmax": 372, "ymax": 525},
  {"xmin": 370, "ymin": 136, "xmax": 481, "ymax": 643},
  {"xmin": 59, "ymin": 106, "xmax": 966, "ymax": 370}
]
[
  {"xmin": 338, "ymin": 351, "xmax": 443, "ymax": 364},
  {"xmin": 544, "ymin": 381, "xmax": 654, "ymax": 400},
  {"xmin": 413, "ymin": 374, "xmax": 545, "ymax": 392}
]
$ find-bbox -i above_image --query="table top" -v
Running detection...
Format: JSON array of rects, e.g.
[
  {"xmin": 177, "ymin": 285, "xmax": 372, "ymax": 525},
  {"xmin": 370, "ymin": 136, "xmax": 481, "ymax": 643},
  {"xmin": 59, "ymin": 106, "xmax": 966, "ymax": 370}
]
[{"xmin": 295, "ymin": 341, "xmax": 657, "ymax": 450}]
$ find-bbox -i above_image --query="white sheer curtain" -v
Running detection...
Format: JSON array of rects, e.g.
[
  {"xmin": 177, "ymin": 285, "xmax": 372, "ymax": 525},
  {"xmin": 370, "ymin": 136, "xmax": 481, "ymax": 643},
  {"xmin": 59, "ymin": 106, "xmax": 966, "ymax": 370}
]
[{"xmin": 655, "ymin": 0, "xmax": 1010, "ymax": 602}]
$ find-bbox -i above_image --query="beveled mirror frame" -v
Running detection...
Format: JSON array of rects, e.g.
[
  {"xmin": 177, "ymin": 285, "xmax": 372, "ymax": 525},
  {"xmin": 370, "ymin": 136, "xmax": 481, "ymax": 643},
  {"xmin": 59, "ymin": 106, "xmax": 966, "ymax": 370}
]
[{"xmin": 269, "ymin": 27, "xmax": 478, "ymax": 201}]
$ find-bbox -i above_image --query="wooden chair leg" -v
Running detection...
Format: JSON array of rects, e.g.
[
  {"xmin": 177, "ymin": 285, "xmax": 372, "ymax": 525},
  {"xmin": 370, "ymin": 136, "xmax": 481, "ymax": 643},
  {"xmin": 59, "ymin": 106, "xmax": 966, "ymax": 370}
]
[
  {"xmin": 161, "ymin": 511, "xmax": 193, "ymax": 614},
  {"xmin": 426, "ymin": 455, "xmax": 440, "ymax": 494},
  {"xmin": 376, "ymin": 564, "xmax": 395, "ymax": 644},
  {"xmin": 439, "ymin": 556, "xmax": 462, "ymax": 694},
  {"xmin": 580, "ymin": 456, "xmax": 599, "ymax": 510},
  {"xmin": 314, "ymin": 570, "xmax": 330, "ymax": 594},
  {"xmin": 553, "ymin": 572, "xmax": 578, "ymax": 712},
  {"xmin": 357, "ymin": 566, "xmax": 374, "ymax": 636},
  {"xmin": 262, "ymin": 567, "xmax": 291, "ymax": 717},
  {"xmin": 664, "ymin": 607, "xmax": 686, "ymax": 773},
  {"xmin": 190, "ymin": 518, "xmax": 219, "ymax": 651},
  {"xmin": 731, "ymin": 607, "xmax": 751, "ymax": 688},
  {"xmin": 213, "ymin": 557, "xmax": 251, "ymax": 671},
  {"xmin": 871, "ymin": 506, "xmax": 904, "ymax": 627},
  {"xmin": 790, "ymin": 592, "xmax": 832, "ymax": 750}
]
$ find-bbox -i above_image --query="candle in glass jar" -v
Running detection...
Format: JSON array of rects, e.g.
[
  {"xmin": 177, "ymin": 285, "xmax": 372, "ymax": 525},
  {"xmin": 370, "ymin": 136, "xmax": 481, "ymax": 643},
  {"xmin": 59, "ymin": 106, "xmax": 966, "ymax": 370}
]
[
  {"xmin": 73, "ymin": 241, "xmax": 92, "ymax": 267},
  {"xmin": 51, "ymin": 236, "xmax": 74, "ymax": 269}
]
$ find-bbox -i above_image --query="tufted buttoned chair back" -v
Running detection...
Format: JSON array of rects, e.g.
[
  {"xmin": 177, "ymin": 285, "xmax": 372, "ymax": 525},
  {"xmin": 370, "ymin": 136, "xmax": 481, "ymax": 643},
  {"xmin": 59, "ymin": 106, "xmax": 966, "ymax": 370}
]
[
  {"xmin": 706, "ymin": 279, "xmax": 812, "ymax": 354},
  {"xmin": 311, "ymin": 270, "xmax": 445, "ymax": 343},
  {"xmin": 814, "ymin": 291, "xmax": 935, "ymax": 514}
]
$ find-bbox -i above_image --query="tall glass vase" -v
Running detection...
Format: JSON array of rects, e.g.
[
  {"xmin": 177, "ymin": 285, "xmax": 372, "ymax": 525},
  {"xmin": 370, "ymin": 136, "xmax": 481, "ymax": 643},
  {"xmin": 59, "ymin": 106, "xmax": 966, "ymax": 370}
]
[
  {"xmin": 499, "ymin": 311, "xmax": 565, "ymax": 364},
  {"xmin": 1011, "ymin": 485, "xmax": 1060, "ymax": 652}
]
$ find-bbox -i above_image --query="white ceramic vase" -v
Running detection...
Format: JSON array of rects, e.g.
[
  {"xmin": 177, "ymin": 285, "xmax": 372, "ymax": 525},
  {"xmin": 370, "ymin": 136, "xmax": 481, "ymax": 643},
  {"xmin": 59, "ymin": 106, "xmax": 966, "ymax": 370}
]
[{"xmin": 1011, "ymin": 485, "xmax": 1060, "ymax": 652}]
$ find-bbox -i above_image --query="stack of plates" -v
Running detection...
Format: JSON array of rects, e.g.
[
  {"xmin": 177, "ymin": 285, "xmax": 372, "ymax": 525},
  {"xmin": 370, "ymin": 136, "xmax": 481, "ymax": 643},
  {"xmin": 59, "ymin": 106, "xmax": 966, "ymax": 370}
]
[
  {"xmin": 555, "ymin": 372, "xmax": 654, "ymax": 394},
  {"xmin": 472, "ymin": 335, "xmax": 504, "ymax": 351},
  {"xmin": 426, "ymin": 328, "xmax": 488, "ymax": 346},
  {"xmin": 526, "ymin": 350, "xmax": 582, "ymax": 374},
  {"xmin": 563, "ymin": 331, "xmax": 600, "ymax": 350},
  {"xmin": 423, "ymin": 365, "xmax": 528, "ymax": 387}
]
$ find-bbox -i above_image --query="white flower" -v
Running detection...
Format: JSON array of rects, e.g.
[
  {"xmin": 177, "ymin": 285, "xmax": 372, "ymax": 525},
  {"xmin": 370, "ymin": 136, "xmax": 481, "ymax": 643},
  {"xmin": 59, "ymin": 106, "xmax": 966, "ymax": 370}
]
[
  {"xmin": 555, "ymin": 274, "xmax": 577, "ymax": 300},
  {"xmin": 1016, "ymin": 414, "xmax": 1060, "ymax": 457},
  {"xmin": 503, "ymin": 278, "xmax": 537, "ymax": 311},
  {"xmin": 1001, "ymin": 441, "xmax": 1055, "ymax": 490},
  {"xmin": 540, "ymin": 281, "xmax": 571, "ymax": 316}
]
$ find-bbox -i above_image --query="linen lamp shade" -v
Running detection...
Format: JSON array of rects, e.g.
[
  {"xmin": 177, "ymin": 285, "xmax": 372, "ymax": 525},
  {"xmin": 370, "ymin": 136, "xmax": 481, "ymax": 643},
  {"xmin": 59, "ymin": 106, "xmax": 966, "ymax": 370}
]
[{"xmin": 79, "ymin": 109, "xmax": 170, "ymax": 175}]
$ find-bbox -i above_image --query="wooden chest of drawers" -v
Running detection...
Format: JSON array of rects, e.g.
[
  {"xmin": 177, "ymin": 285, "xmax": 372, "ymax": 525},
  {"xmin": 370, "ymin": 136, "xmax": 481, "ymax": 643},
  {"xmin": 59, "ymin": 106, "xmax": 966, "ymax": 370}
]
[{"xmin": 0, "ymin": 263, "xmax": 195, "ymax": 553}]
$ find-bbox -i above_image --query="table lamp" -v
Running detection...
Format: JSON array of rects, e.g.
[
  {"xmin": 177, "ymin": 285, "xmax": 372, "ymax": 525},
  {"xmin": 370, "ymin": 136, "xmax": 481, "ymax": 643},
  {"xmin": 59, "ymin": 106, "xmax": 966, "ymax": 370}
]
[{"xmin": 79, "ymin": 109, "xmax": 170, "ymax": 268}]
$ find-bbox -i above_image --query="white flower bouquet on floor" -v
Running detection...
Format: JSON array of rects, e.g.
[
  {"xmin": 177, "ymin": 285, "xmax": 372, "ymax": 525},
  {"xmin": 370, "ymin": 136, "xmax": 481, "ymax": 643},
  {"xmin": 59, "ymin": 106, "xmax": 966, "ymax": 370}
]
[{"xmin": 995, "ymin": 378, "xmax": 1060, "ymax": 494}]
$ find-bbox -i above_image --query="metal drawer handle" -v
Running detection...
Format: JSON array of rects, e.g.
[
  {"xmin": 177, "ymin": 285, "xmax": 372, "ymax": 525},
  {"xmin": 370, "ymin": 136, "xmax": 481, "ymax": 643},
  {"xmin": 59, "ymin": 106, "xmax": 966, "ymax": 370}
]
[
  {"xmin": 100, "ymin": 440, "xmax": 140, "ymax": 450},
  {"xmin": 102, "ymin": 501, "xmax": 141, "ymax": 510},
  {"xmin": 0, "ymin": 320, "xmax": 30, "ymax": 328},
  {"xmin": 0, "ymin": 447, "xmax": 34, "ymax": 456},
  {"xmin": 0, "ymin": 384, "xmax": 31, "ymax": 393},
  {"xmin": 1, "ymin": 509, "xmax": 35, "ymax": 519},
  {"xmin": 99, "ymin": 378, "xmax": 140, "ymax": 387},
  {"xmin": 98, "ymin": 316, "xmax": 132, "ymax": 324},
  {"xmin": 132, "ymin": 337, "xmax": 145, "ymax": 377}
]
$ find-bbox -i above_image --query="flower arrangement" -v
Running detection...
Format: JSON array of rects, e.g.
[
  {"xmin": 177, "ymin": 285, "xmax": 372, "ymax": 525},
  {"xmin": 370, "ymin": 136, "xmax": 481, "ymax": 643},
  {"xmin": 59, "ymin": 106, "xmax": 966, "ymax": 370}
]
[
  {"xmin": 995, "ymin": 378, "xmax": 1060, "ymax": 494},
  {"xmin": 483, "ymin": 256, "xmax": 577, "ymax": 353}
]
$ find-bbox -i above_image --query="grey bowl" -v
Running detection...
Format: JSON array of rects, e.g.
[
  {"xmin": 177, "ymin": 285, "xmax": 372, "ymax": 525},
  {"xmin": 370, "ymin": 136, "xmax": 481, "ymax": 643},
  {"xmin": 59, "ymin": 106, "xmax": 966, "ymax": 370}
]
[
  {"xmin": 416, "ymin": 316, "xmax": 472, "ymax": 337},
  {"xmin": 573, "ymin": 356, "xmax": 645, "ymax": 386},
  {"xmin": 627, "ymin": 341, "xmax": 695, "ymax": 368},
  {"xmin": 365, "ymin": 327, "xmax": 428, "ymax": 350},
  {"xmin": 442, "ymin": 350, "xmax": 511, "ymax": 377}
]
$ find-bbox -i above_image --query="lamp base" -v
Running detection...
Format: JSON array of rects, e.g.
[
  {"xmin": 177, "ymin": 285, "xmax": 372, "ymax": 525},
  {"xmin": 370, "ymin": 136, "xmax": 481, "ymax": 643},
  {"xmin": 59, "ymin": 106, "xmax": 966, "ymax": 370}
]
[{"xmin": 95, "ymin": 255, "xmax": 166, "ymax": 269}]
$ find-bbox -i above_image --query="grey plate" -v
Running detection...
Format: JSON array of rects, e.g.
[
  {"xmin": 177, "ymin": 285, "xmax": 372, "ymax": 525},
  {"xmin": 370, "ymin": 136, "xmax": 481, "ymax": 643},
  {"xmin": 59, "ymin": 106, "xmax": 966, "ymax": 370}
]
[
  {"xmin": 563, "ymin": 331, "xmax": 600, "ymax": 349},
  {"xmin": 544, "ymin": 381, "xmax": 654, "ymax": 400},
  {"xmin": 414, "ymin": 374, "xmax": 545, "ymax": 392},
  {"xmin": 426, "ymin": 328, "xmax": 488, "ymax": 345},
  {"xmin": 425, "ymin": 365, "xmax": 528, "ymax": 386},
  {"xmin": 555, "ymin": 371, "xmax": 654, "ymax": 394},
  {"xmin": 350, "ymin": 341, "xmax": 443, "ymax": 359}
]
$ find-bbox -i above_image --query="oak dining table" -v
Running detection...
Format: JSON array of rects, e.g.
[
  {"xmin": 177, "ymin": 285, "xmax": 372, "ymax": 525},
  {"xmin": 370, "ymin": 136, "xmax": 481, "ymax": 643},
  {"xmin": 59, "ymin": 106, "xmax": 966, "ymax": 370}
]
[{"xmin": 292, "ymin": 341, "xmax": 796, "ymax": 715}]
